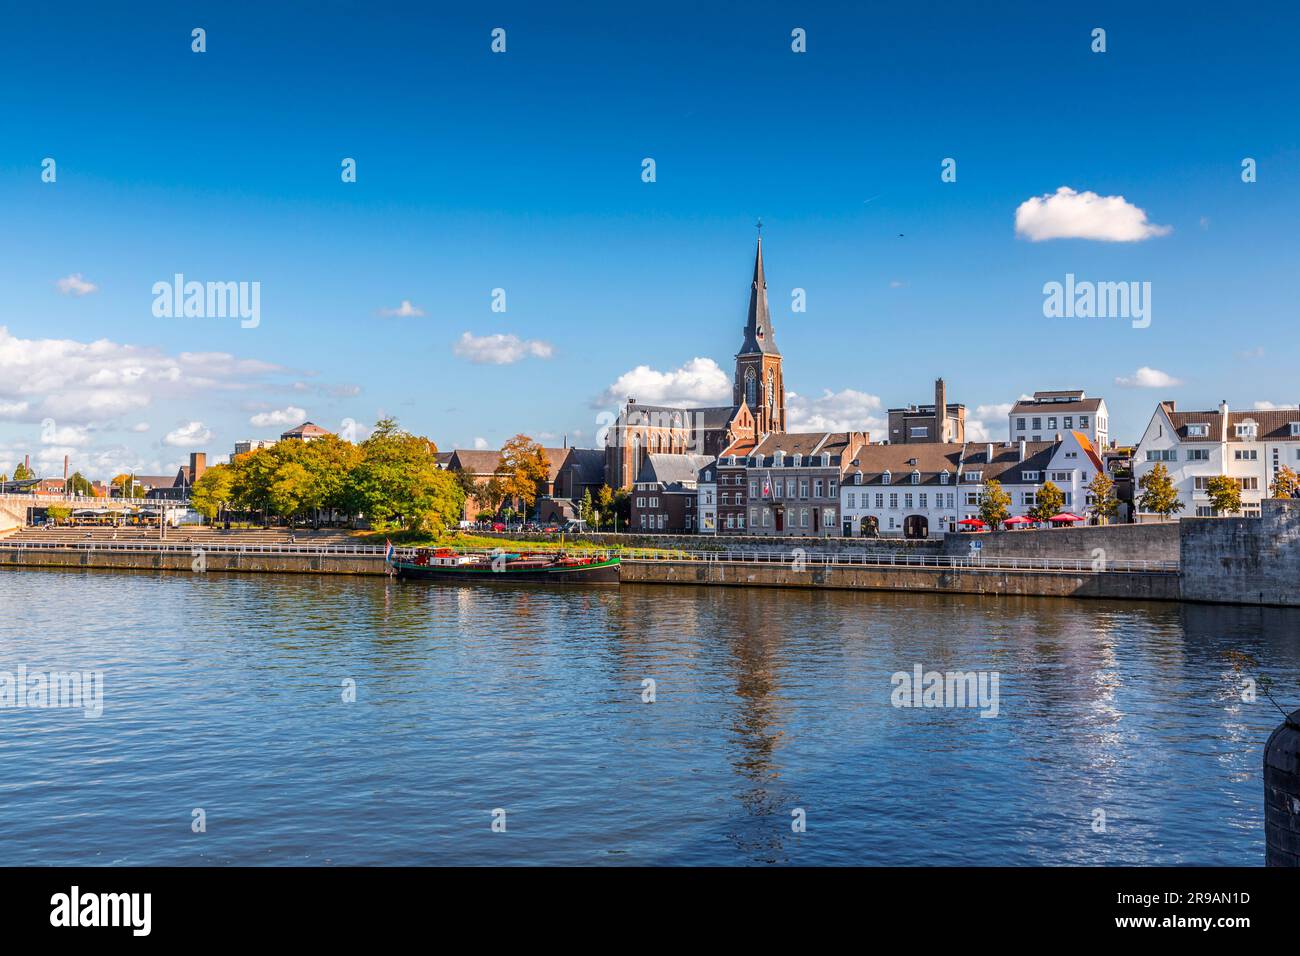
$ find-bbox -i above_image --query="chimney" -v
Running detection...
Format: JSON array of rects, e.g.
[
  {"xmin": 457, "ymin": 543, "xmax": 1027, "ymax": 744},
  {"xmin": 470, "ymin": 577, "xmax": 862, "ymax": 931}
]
[
  {"xmin": 935, "ymin": 378, "xmax": 948, "ymax": 442},
  {"xmin": 1019, "ymin": 439, "xmax": 1027, "ymax": 461},
  {"xmin": 64, "ymin": 455, "xmax": 69, "ymax": 482},
  {"xmin": 24, "ymin": 454, "xmax": 29, "ymax": 471},
  {"xmin": 986, "ymin": 442, "xmax": 993, "ymax": 463},
  {"xmin": 1055, "ymin": 432, "xmax": 1062, "ymax": 442},
  {"xmin": 1219, "ymin": 400, "xmax": 1229, "ymax": 442},
  {"xmin": 190, "ymin": 452, "xmax": 207, "ymax": 484}
]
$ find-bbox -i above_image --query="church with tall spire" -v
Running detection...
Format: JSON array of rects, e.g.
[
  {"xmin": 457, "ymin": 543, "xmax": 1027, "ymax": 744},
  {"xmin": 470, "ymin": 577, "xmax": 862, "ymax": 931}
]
[
  {"xmin": 602, "ymin": 232, "xmax": 787, "ymax": 489},
  {"xmin": 733, "ymin": 234, "xmax": 785, "ymax": 435}
]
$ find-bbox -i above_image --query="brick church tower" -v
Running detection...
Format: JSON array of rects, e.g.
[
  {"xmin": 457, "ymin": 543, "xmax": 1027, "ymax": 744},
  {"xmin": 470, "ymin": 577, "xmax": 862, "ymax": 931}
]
[{"xmin": 733, "ymin": 235, "xmax": 784, "ymax": 436}]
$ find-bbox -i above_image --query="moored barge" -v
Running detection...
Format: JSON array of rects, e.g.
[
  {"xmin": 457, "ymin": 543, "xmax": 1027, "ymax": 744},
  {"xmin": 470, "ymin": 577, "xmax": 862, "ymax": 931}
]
[{"xmin": 392, "ymin": 548, "xmax": 620, "ymax": 584}]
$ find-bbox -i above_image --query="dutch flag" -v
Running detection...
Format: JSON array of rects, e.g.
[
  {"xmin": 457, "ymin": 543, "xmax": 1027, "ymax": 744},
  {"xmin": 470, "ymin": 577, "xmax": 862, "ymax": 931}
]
[{"xmin": 385, "ymin": 539, "xmax": 395, "ymax": 564}]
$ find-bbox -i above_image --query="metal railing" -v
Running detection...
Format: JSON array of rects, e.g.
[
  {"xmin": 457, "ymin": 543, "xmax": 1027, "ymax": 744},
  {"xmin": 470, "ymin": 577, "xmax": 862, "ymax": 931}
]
[
  {"xmin": 0, "ymin": 540, "xmax": 387, "ymax": 557},
  {"xmin": 616, "ymin": 548, "xmax": 1179, "ymax": 574}
]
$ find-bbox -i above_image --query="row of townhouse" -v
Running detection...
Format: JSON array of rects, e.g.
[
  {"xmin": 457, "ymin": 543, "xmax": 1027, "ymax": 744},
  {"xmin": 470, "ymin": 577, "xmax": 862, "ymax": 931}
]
[{"xmin": 1133, "ymin": 401, "xmax": 1300, "ymax": 518}]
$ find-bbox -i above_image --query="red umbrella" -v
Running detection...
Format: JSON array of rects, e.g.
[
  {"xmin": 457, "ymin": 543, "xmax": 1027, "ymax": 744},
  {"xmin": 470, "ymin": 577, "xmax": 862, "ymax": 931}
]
[
  {"xmin": 1004, "ymin": 515, "xmax": 1033, "ymax": 526},
  {"xmin": 956, "ymin": 518, "xmax": 985, "ymax": 527},
  {"xmin": 1049, "ymin": 512, "xmax": 1084, "ymax": 523}
]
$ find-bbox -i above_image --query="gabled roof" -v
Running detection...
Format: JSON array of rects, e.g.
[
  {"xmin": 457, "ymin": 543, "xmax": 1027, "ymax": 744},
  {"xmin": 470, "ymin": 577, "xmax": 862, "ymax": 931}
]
[
  {"xmin": 1165, "ymin": 406, "xmax": 1300, "ymax": 442},
  {"xmin": 634, "ymin": 453, "xmax": 713, "ymax": 488},
  {"xmin": 623, "ymin": 403, "xmax": 737, "ymax": 430},
  {"xmin": 1010, "ymin": 396, "xmax": 1103, "ymax": 415},
  {"xmin": 749, "ymin": 430, "xmax": 864, "ymax": 465},
  {"xmin": 845, "ymin": 443, "xmax": 965, "ymax": 485},
  {"xmin": 961, "ymin": 441, "xmax": 1058, "ymax": 484},
  {"xmin": 561, "ymin": 448, "xmax": 606, "ymax": 485}
]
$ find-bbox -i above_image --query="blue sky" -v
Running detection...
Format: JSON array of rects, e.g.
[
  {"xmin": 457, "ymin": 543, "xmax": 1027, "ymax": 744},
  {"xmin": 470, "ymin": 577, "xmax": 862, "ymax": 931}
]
[{"xmin": 1, "ymin": 1, "xmax": 1297, "ymax": 478}]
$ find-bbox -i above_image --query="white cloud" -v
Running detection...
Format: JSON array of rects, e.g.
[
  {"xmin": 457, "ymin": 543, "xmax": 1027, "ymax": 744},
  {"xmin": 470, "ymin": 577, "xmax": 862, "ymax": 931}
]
[
  {"xmin": 377, "ymin": 299, "xmax": 425, "ymax": 318},
  {"xmin": 1254, "ymin": 401, "xmax": 1299, "ymax": 411},
  {"xmin": 453, "ymin": 332, "xmax": 554, "ymax": 365},
  {"xmin": 249, "ymin": 405, "xmax": 307, "ymax": 428},
  {"xmin": 596, "ymin": 357, "xmax": 731, "ymax": 408},
  {"xmin": 1116, "ymin": 366, "xmax": 1182, "ymax": 388},
  {"xmin": 40, "ymin": 424, "xmax": 91, "ymax": 446},
  {"xmin": 56, "ymin": 273, "xmax": 98, "ymax": 296},
  {"xmin": 163, "ymin": 421, "xmax": 214, "ymax": 448},
  {"xmin": 0, "ymin": 326, "xmax": 287, "ymax": 424},
  {"xmin": 130, "ymin": 422, "xmax": 150, "ymax": 432},
  {"xmin": 472, "ymin": 437, "xmax": 490, "ymax": 450},
  {"xmin": 1015, "ymin": 187, "xmax": 1171, "ymax": 242},
  {"xmin": 964, "ymin": 402, "xmax": 1015, "ymax": 442},
  {"xmin": 785, "ymin": 388, "xmax": 885, "ymax": 433}
]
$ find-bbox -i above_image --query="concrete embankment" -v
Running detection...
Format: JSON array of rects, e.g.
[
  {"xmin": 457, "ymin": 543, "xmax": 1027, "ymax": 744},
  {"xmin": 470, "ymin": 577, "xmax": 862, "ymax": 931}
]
[
  {"xmin": 620, "ymin": 559, "xmax": 1180, "ymax": 601},
  {"xmin": 0, "ymin": 546, "xmax": 385, "ymax": 576}
]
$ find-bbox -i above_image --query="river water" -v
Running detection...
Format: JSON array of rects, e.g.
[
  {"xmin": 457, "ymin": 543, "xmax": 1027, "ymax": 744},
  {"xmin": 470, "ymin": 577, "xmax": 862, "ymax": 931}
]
[{"xmin": 1, "ymin": 568, "xmax": 1295, "ymax": 866}]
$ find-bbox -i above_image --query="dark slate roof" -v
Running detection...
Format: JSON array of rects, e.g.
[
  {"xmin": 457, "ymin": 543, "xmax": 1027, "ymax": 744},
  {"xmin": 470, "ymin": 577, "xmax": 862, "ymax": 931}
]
[
  {"xmin": 1011, "ymin": 396, "xmax": 1103, "ymax": 415},
  {"xmin": 634, "ymin": 453, "xmax": 713, "ymax": 487},
  {"xmin": 737, "ymin": 237, "xmax": 779, "ymax": 356},
  {"xmin": 959, "ymin": 441, "xmax": 1059, "ymax": 484},
  {"xmin": 562, "ymin": 448, "xmax": 606, "ymax": 485},
  {"xmin": 1165, "ymin": 405, "xmax": 1300, "ymax": 442},
  {"xmin": 623, "ymin": 403, "xmax": 737, "ymax": 430}
]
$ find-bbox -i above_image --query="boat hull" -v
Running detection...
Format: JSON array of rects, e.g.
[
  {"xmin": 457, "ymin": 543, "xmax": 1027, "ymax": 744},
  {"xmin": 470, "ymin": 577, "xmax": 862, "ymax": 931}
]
[{"xmin": 392, "ymin": 558, "xmax": 620, "ymax": 584}]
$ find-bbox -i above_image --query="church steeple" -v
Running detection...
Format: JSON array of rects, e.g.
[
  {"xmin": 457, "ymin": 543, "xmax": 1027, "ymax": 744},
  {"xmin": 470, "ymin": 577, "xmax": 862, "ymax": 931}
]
[
  {"xmin": 734, "ymin": 228, "xmax": 785, "ymax": 436},
  {"xmin": 739, "ymin": 235, "xmax": 779, "ymax": 356}
]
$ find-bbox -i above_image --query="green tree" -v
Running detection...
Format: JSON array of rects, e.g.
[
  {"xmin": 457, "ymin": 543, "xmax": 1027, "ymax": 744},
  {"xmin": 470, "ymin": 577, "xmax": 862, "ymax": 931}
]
[
  {"xmin": 1029, "ymin": 481, "xmax": 1065, "ymax": 523},
  {"xmin": 1086, "ymin": 471, "xmax": 1118, "ymax": 524},
  {"xmin": 578, "ymin": 488, "xmax": 596, "ymax": 527},
  {"xmin": 348, "ymin": 418, "xmax": 464, "ymax": 532},
  {"xmin": 12, "ymin": 462, "xmax": 33, "ymax": 481},
  {"xmin": 67, "ymin": 471, "xmax": 95, "ymax": 496},
  {"xmin": 1270, "ymin": 465, "xmax": 1300, "ymax": 499},
  {"xmin": 449, "ymin": 466, "xmax": 478, "ymax": 501},
  {"xmin": 1137, "ymin": 463, "xmax": 1185, "ymax": 520},
  {"xmin": 1205, "ymin": 474, "xmax": 1242, "ymax": 515},
  {"xmin": 596, "ymin": 484, "xmax": 614, "ymax": 529},
  {"xmin": 190, "ymin": 464, "xmax": 234, "ymax": 522},
  {"xmin": 46, "ymin": 505, "xmax": 71, "ymax": 525},
  {"xmin": 977, "ymin": 479, "xmax": 1011, "ymax": 529},
  {"xmin": 478, "ymin": 476, "xmax": 506, "ymax": 516}
]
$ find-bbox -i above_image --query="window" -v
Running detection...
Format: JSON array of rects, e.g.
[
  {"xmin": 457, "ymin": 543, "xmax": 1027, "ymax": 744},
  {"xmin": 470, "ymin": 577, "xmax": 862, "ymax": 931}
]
[
  {"xmin": 792, "ymin": 454, "xmax": 802, "ymax": 466},
  {"xmin": 720, "ymin": 492, "xmax": 728, "ymax": 506},
  {"xmin": 763, "ymin": 509, "xmax": 771, "ymax": 527},
  {"xmin": 1196, "ymin": 506, "xmax": 1214, "ymax": 517},
  {"xmin": 1235, "ymin": 449, "xmax": 1258, "ymax": 461},
  {"xmin": 1064, "ymin": 416, "xmax": 1073, "ymax": 429},
  {"xmin": 814, "ymin": 479, "xmax": 824, "ymax": 497},
  {"xmin": 1236, "ymin": 423, "xmax": 1257, "ymax": 438},
  {"xmin": 875, "ymin": 493, "xmax": 884, "ymax": 508},
  {"xmin": 904, "ymin": 493, "xmax": 913, "ymax": 509},
  {"xmin": 853, "ymin": 472, "xmax": 862, "ymax": 485},
  {"xmin": 940, "ymin": 471, "xmax": 950, "ymax": 485},
  {"xmin": 1022, "ymin": 471, "xmax": 1040, "ymax": 482},
  {"xmin": 636, "ymin": 497, "xmax": 645, "ymax": 508},
  {"xmin": 1022, "ymin": 492, "xmax": 1036, "ymax": 506},
  {"xmin": 737, "ymin": 512, "xmax": 745, "ymax": 529},
  {"xmin": 919, "ymin": 493, "xmax": 927, "ymax": 507},
  {"xmin": 889, "ymin": 493, "xmax": 898, "ymax": 509},
  {"xmin": 1047, "ymin": 417, "xmax": 1057, "ymax": 429},
  {"xmin": 1016, "ymin": 418, "xmax": 1026, "ymax": 430},
  {"xmin": 1032, "ymin": 418, "xmax": 1042, "ymax": 429},
  {"xmin": 1235, "ymin": 477, "xmax": 1259, "ymax": 491},
  {"xmin": 829, "ymin": 479, "xmax": 838, "ymax": 497},
  {"xmin": 1290, "ymin": 423, "xmax": 1300, "ymax": 437},
  {"xmin": 911, "ymin": 470, "xmax": 920, "ymax": 484},
  {"xmin": 881, "ymin": 471, "xmax": 891, "ymax": 485},
  {"xmin": 847, "ymin": 493, "xmax": 856, "ymax": 509},
  {"xmin": 799, "ymin": 479, "xmax": 809, "ymax": 498},
  {"xmin": 750, "ymin": 480, "xmax": 758, "ymax": 496},
  {"xmin": 786, "ymin": 478, "xmax": 796, "ymax": 497},
  {"xmin": 1187, "ymin": 449, "xmax": 1209, "ymax": 461},
  {"xmin": 800, "ymin": 509, "xmax": 809, "ymax": 528},
  {"xmin": 824, "ymin": 508, "xmax": 836, "ymax": 528},
  {"xmin": 639, "ymin": 514, "xmax": 647, "ymax": 528},
  {"xmin": 964, "ymin": 471, "xmax": 982, "ymax": 482},
  {"xmin": 1146, "ymin": 449, "xmax": 1177, "ymax": 462},
  {"xmin": 726, "ymin": 514, "xmax": 734, "ymax": 529},
  {"xmin": 909, "ymin": 426, "xmax": 928, "ymax": 438},
  {"xmin": 1187, "ymin": 424, "xmax": 1208, "ymax": 437},
  {"xmin": 649, "ymin": 497, "xmax": 659, "ymax": 508},
  {"xmin": 1193, "ymin": 476, "xmax": 1211, "ymax": 491},
  {"xmin": 1080, "ymin": 415, "xmax": 1089, "ymax": 428},
  {"xmin": 964, "ymin": 492, "xmax": 980, "ymax": 506},
  {"xmin": 1050, "ymin": 472, "xmax": 1071, "ymax": 483},
  {"xmin": 750, "ymin": 508, "xmax": 758, "ymax": 526}
]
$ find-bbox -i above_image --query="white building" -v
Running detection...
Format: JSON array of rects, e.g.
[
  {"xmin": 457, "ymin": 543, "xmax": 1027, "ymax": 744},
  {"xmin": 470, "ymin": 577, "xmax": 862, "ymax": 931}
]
[
  {"xmin": 840, "ymin": 432, "xmax": 1106, "ymax": 538},
  {"xmin": 1009, "ymin": 390, "xmax": 1109, "ymax": 449},
  {"xmin": 697, "ymin": 461, "xmax": 718, "ymax": 534},
  {"xmin": 1134, "ymin": 401, "xmax": 1300, "ymax": 518},
  {"xmin": 233, "ymin": 439, "xmax": 274, "ymax": 458}
]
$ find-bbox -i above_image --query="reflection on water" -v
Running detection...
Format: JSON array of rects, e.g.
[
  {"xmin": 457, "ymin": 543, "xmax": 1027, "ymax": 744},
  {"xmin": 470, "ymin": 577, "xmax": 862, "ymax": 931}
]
[{"xmin": 0, "ymin": 568, "xmax": 1296, "ymax": 866}]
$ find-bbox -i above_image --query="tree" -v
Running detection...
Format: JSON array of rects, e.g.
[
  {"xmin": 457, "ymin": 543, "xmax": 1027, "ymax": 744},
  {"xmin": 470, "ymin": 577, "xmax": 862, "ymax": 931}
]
[
  {"xmin": 1029, "ymin": 481, "xmax": 1065, "ymax": 524},
  {"xmin": 348, "ymin": 418, "xmax": 464, "ymax": 533},
  {"xmin": 478, "ymin": 476, "xmax": 506, "ymax": 516},
  {"xmin": 449, "ymin": 466, "xmax": 478, "ymax": 500},
  {"xmin": 111, "ymin": 474, "xmax": 147, "ymax": 498},
  {"xmin": 67, "ymin": 471, "xmax": 95, "ymax": 496},
  {"xmin": 977, "ymin": 479, "xmax": 1011, "ymax": 529},
  {"xmin": 190, "ymin": 464, "xmax": 234, "ymax": 522},
  {"xmin": 1270, "ymin": 465, "xmax": 1300, "ymax": 499},
  {"xmin": 495, "ymin": 434, "xmax": 550, "ymax": 517},
  {"xmin": 1205, "ymin": 474, "xmax": 1242, "ymax": 515},
  {"xmin": 596, "ymin": 484, "xmax": 614, "ymax": 529},
  {"xmin": 1086, "ymin": 471, "xmax": 1118, "ymax": 524},
  {"xmin": 12, "ymin": 462, "xmax": 32, "ymax": 481},
  {"xmin": 578, "ymin": 488, "xmax": 596, "ymax": 527},
  {"xmin": 46, "ymin": 505, "xmax": 71, "ymax": 525},
  {"xmin": 1137, "ymin": 462, "xmax": 1184, "ymax": 520}
]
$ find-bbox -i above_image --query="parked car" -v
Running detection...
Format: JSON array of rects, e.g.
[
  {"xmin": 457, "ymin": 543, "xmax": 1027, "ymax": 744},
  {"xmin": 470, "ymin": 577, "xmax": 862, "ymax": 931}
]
[{"xmin": 491, "ymin": 522, "xmax": 506, "ymax": 532}]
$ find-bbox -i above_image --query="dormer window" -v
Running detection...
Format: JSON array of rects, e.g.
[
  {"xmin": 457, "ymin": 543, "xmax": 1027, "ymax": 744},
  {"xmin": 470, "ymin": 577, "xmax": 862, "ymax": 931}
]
[
  {"xmin": 940, "ymin": 471, "xmax": 950, "ymax": 485},
  {"xmin": 1290, "ymin": 422, "xmax": 1300, "ymax": 437},
  {"xmin": 821, "ymin": 453, "xmax": 831, "ymax": 467},
  {"xmin": 965, "ymin": 471, "xmax": 982, "ymax": 483},
  {"xmin": 774, "ymin": 450, "xmax": 785, "ymax": 466},
  {"xmin": 727, "ymin": 455, "xmax": 736, "ymax": 466},
  {"xmin": 853, "ymin": 472, "xmax": 862, "ymax": 485},
  {"xmin": 910, "ymin": 470, "xmax": 920, "ymax": 484},
  {"xmin": 881, "ymin": 470, "xmax": 892, "ymax": 485},
  {"xmin": 1236, "ymin": 422, "xmax": 1257, "ymax": 439},
  {"xmin": 792, "ymin": 454, "xmax": 802, "ymax": 467},
  {"xmin": 1187, "ymin": 423, "xmax": 1209, "ymax": 437}
]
